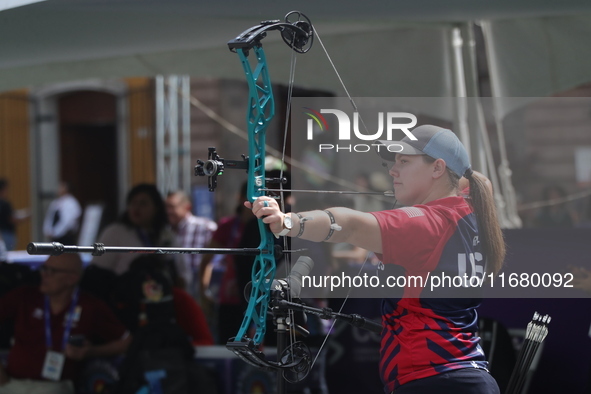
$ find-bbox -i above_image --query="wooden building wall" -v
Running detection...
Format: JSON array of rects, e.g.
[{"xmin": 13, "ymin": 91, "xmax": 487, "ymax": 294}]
[
  {"xmin": 126, "ymin": 77, "xmax": 156, "ymax": 186},
  {"xmin": 0, "ymin": 90, "xmax": 31, "ymax": 250}
]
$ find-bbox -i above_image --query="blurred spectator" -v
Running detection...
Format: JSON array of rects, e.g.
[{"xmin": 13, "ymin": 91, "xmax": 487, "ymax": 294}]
[
  {"xmin": 114, "ymin": 255, "xmax": 216, "ymax": 394},
  {"xmin": 0, "ymin": 254, "xmax": 130, "ymax": 394},
  {"xmin": 43, "ymin": 181, "xmax": 82, "ymax": 245},
  {"xmin": 91, "ymin": 184, "xmax": 175, "ymax": 277},
  {"xmin": 0, "ymin": 178, "xmax": 30, "ymax": 251},
  {"xmin": 199, "ymin": 182, "xmax": 250, "ymax": 343},
  {"xmin": 116, "ymin": 255, "xmax": 214, "ymax": 346},
  {"xmin": 165, "ymin": 190, "xmax": 217, "ymax": 297},
  {"xmin": 532, "ymin": 185, "xmax": 577, "ymax": 228},
  {"xmin": 0, "ymin": 255, "xmax": 40, "ymax": 351}
]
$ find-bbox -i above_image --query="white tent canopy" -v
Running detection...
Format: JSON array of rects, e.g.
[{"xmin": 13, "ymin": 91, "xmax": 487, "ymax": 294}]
[{"xmin": 1, "ymin": 0, "xmax": 591, "ymax": 100}]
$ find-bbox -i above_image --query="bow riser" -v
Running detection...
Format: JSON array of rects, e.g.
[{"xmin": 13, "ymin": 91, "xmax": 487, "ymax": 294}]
[{"xmin": 233, "ymin": 45, "xmax": 277, "ymax": 345}]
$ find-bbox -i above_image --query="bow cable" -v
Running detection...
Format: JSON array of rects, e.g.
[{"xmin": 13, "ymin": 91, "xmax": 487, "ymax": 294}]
[{"xmin": 280, "ymin": 39, "xmax": 299, "ymax": 380}]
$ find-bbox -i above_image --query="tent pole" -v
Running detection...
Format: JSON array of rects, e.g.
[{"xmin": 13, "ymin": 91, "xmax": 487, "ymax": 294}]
[
  {"xmin": 460, "ymin": 23, "xmax": 488, "ymax": 176},
  {"xmin": 480, "ymin": 22, "xmax": 523, "ymax": 228},
  {"xmin": 450, "ymin": 26, "xmax": 471, "ymax": 160}
]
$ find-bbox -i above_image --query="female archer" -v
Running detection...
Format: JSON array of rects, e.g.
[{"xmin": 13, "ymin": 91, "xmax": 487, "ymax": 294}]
[{"xmin": 247, "ymin": 124, "xmax": 505, "ymax": 394}]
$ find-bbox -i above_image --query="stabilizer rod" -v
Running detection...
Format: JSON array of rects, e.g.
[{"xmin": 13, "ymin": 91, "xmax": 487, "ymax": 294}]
[{"xmin": 27, "ymin": 242, "xmax": 262, "ymax": 257}]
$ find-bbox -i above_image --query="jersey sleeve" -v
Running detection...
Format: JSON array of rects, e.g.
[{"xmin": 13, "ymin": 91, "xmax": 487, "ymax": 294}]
[{"xmin": 370, "ymin": 207, "xmax": 453, "ymax": 272}]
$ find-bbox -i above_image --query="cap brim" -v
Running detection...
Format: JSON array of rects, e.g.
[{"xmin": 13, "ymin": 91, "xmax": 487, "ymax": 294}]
[{"xmin": 374, "ymin": 140, "xmax": 425, "ymax": 161}]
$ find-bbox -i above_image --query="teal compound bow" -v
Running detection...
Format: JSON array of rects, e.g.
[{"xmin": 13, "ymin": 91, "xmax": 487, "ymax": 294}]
[
  {"xmin": 196, "ymin": 10, "xmax": 382, "ymax": 386},
  {"xmin": 195, "ymin": 10, "xmax": 315, "ymax": 379}
]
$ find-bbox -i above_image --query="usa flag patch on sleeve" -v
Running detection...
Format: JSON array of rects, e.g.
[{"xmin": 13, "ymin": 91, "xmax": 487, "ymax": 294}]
[{"xmin": 400, "ymin": 207, "xmax": 424, "ymax": 218}]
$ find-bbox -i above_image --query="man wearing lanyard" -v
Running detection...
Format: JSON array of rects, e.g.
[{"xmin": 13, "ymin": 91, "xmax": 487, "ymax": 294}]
[{"xmin": 0, "ymin": 254, "xmax": 131, "ymax": 394}]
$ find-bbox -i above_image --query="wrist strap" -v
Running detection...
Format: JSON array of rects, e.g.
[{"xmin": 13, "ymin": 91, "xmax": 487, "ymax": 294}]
[
  {"xmin": 294, "ymin": 213, "xmax": 305, "ymax": 238},
  {"xmin": 323, "ymin": 210, "xmax": 339, "ymax": 241}
]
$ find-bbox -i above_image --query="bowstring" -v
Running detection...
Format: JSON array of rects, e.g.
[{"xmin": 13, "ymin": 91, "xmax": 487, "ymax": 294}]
[
  {"xmin": 314, "ymin": 29, "xmax": 372, "ymax": 135},
  {"xmin": 279, "ymin": 42, "xmax": 298, "ymax": 374}
]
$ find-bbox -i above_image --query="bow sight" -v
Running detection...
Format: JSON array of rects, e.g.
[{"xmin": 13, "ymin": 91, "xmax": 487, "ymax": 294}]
[
  {"xmin": 195, "ymin": 147, "xmax": 287, "ymax": 192},
  {"xmin": 195, "ymin": 147, "xmax": 248, "ymax": 192}
]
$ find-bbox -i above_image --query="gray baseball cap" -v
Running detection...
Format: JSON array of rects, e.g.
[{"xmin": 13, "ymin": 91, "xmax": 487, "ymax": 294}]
[{"xmin": 375, "ymin": 124, "xmax": 471, "ymax": 178}]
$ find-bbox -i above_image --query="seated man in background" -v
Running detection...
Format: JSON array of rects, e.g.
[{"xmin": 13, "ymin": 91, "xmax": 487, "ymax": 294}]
[{"xmin": 0, "ymin": 254, "xmax": 130, "ymax": 394}]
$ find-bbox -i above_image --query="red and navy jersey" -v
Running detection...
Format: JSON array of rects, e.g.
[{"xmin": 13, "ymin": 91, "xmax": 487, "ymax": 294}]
[{"xmin": 371, "ymin": 195, "xmax": 488, "ymax": 393}]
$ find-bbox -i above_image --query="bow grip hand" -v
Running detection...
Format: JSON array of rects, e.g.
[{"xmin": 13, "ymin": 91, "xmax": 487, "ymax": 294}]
[{"xmin": 246, "ymin": 197, "xmax": 285, "ymax": 235}]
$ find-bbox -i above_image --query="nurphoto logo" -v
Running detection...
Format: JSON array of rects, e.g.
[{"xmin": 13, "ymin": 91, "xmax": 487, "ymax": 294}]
[{"xmin": 303, "ymin": 108, "xmax": 418, "ymax": 153}]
